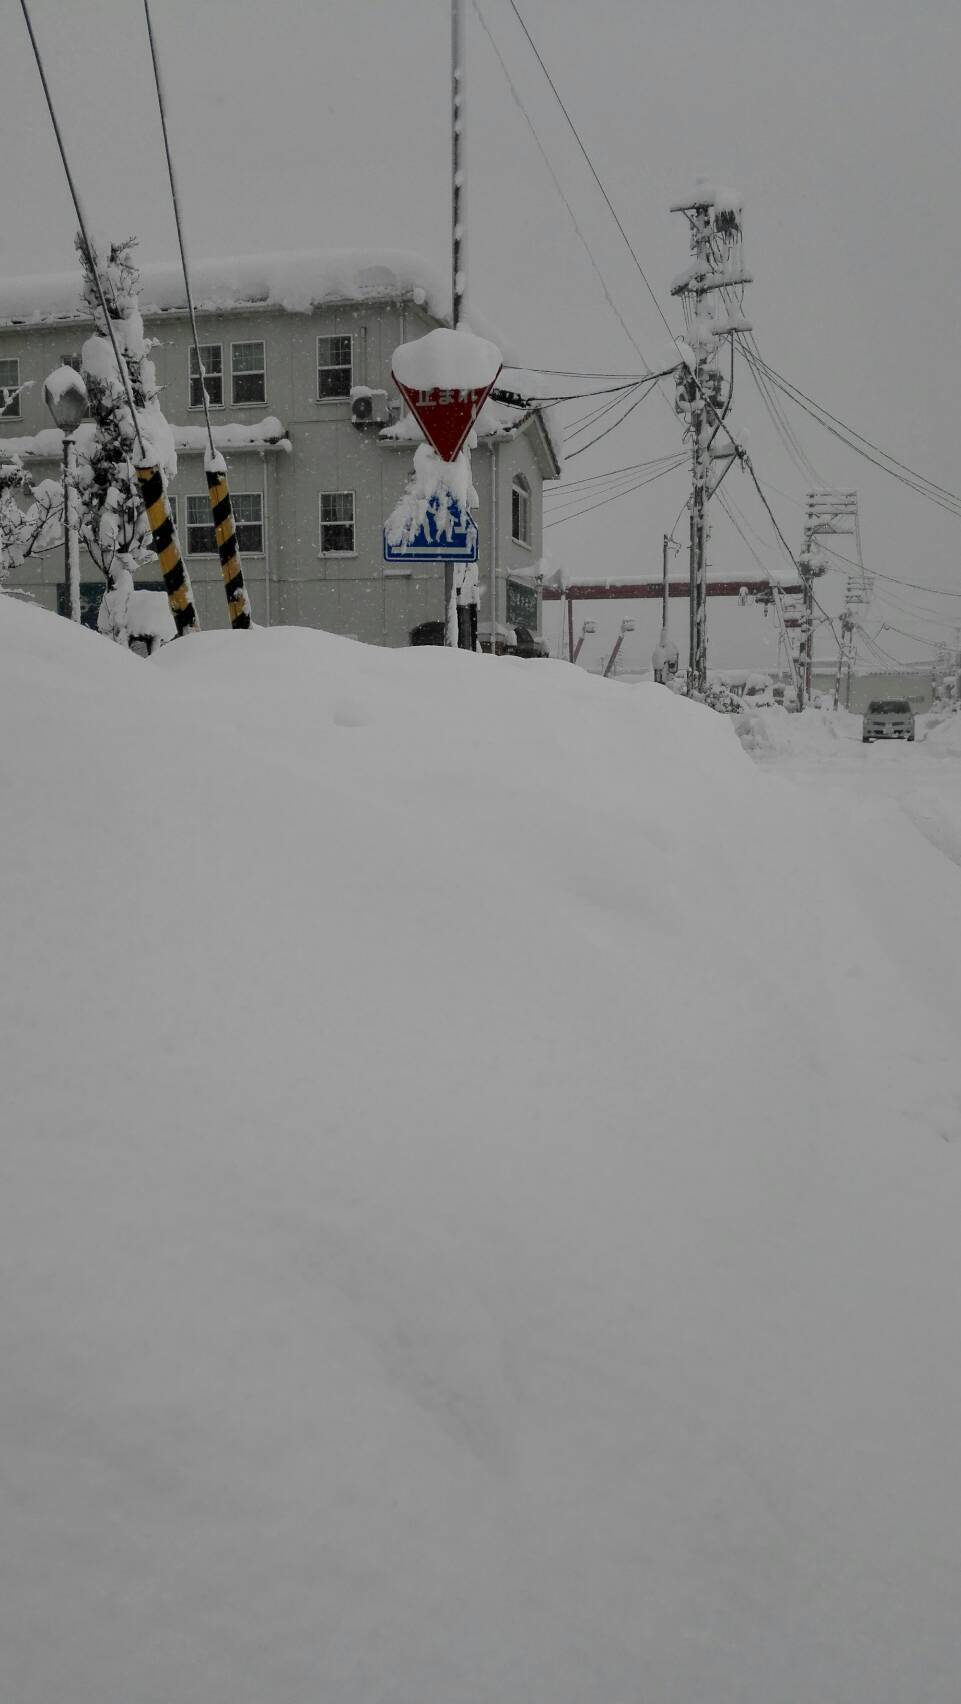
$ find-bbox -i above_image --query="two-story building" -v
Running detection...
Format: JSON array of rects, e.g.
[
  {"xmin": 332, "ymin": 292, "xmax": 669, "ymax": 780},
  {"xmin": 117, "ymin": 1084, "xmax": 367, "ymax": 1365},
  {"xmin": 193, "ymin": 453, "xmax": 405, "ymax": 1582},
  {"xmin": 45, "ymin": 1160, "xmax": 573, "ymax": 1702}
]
[{"xmin": 0, "ymin": 249, "xmax": 560, "ymax": 644}]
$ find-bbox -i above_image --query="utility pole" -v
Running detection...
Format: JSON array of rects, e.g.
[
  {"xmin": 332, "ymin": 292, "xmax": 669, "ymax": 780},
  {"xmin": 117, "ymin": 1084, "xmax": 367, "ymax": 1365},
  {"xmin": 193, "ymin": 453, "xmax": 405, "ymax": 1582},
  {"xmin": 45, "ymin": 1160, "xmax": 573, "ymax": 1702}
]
[
  {"xmin": 445, "ymin": 0, "xmax": 473, "ymax": 650},
  {"xmin": 670, "ymin": 185, "xmax": 751, "ymax": 695},
  {"xmin": 798, "ymin": 491, "xmax": 862, "ymax": 710},
  {"xmin": 652, "ymin": 532, "xmax": 680, "ymax": 682}
]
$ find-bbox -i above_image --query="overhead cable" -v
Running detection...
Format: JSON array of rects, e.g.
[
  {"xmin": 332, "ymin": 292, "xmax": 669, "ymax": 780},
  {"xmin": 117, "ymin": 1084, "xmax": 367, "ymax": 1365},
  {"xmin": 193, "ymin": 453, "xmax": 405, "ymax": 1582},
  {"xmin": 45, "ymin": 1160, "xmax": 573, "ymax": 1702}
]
[
  {"xmin": 544, "ymin": 457, "xmax": 686, "ymax": 527},
  {"xmin": 504, "ymin": 0, "xmax": 676, "ymax": 346},
  {"xmin": 471, "ymin": 0, "xmax": 654, "ymax": 369}
]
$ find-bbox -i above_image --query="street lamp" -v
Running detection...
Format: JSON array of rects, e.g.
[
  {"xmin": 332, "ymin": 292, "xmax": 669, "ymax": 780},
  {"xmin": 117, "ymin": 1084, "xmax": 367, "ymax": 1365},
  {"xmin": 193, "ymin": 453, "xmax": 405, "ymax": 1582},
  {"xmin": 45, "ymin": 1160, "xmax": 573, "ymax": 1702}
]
[{"xmin": 44, "ymin": 364, "xmax": 88, "ymax": 623}]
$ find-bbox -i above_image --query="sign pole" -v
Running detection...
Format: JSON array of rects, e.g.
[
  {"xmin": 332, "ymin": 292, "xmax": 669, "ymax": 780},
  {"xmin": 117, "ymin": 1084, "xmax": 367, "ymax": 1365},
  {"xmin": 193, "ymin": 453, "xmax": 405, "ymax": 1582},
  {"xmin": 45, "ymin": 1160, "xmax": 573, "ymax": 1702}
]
[{"xmin": 449, "ymin": 0, "xmax": 472, "ymax": 648}]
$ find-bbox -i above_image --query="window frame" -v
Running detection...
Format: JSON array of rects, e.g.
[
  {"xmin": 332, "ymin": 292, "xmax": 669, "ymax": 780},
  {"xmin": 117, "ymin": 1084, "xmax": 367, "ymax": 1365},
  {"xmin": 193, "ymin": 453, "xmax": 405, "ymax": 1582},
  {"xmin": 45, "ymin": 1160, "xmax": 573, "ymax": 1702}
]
[
  {"xmin": 316, "ymin": 334, "xmax": 354, "ymax": 401},
  {"xmin": 188, "ymin": 343, "xmax": 224, "ymax": 411},
  {"xmin": 511, "ymin": 473, "xmax": 532, "ymax": 549},
  {"xmin": 318, "ymin": 490, "xmax": 357, "ymax": 558},
  {"xmin": 231, "ymin": 491, "xmax": 265, "ymax": 556},
  {"xmin": 0, "ymin": 356, "xmax": 22, "ymax": 420},
  {"xmin": 230, "ymin": 338, "xmax": 267, "ymax": 408},
  {"xmin": 185, "ymin": 489, "xmax": 264, "ymax": 557}
]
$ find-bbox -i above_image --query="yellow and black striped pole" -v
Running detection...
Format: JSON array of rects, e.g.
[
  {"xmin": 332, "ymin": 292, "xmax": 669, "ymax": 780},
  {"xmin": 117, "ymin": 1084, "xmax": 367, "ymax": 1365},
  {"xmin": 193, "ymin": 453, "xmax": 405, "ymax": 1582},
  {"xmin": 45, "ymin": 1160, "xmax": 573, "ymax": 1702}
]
[
  {"xmin": 206, "ymin": 457, "xmax": 252, "ymax": 628},
  {"xmin": 136, "ymin": 462, "xmax": 200, "ymax": 636}
]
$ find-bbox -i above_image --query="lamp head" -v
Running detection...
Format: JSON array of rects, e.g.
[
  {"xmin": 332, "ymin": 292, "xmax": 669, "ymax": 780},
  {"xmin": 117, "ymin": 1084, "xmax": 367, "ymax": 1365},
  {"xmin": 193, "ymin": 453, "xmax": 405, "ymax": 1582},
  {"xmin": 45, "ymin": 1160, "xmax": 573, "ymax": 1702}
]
[{"xmin": 44, "ymin": 365, "xmax": 88, "ymax": 433}]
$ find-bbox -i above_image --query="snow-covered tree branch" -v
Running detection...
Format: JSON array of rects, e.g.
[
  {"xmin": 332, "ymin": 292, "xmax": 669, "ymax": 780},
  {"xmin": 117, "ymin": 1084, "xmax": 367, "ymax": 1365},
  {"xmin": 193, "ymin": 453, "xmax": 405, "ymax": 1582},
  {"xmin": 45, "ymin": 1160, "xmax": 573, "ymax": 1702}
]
[{"xmin": 0, "ymin": 459, "xmax": 63, "ymax": 578}]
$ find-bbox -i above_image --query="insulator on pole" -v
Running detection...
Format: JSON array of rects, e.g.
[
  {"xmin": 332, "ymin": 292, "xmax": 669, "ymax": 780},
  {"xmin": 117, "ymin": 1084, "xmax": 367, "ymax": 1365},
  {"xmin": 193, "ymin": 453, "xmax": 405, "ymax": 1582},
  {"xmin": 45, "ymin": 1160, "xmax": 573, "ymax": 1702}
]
[
  {"xmin": 136, "ymin": 464, "xmax": 200, "ymax": 636},
  {"xmin": 206, "ymin": 457, "xmax": 252, "ymax": 629}
]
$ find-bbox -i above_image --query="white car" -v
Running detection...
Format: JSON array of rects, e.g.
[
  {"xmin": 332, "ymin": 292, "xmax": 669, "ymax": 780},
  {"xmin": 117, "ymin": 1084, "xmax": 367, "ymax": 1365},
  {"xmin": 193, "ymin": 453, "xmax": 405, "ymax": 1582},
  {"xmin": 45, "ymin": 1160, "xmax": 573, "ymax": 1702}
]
[{"xmin": 862, "ymin": 699, "xmax": 915, "ymax": 743}]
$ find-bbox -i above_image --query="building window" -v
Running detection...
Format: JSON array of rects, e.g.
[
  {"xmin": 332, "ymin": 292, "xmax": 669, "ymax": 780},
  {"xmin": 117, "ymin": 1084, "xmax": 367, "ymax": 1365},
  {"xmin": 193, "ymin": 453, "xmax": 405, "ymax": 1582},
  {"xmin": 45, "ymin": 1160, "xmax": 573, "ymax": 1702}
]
[
  {"xmin": 186, "ymin": 493, "xmax": 216, "ymax": 555},
  {"xmin": 189, "ymin": 344, "xmax": 223, "ymax": 409},
  {"xmin": 185, "ymin": 491, "xmax": 263, "ymax": 555},
  {"xmin": 319, "ymin": 491, "xmax": 355, "ymax": 556},
  {"xmin": 232, "ymin": 492, "xmax": 264, "ymax": 554},
  {"xmin": 317, "ymin": 335, "xmax": 353, "ymax": 399},
  {"xmin": 231, "ymin": 340, "xmax": 266, "ymax": 405},
  {"xmin": 511, "ymin": 474, "xmax": 532, "ymax": 547},
  {"xmin": 0, "ymin": 357, "xmax": 21, "ymax": 418}
]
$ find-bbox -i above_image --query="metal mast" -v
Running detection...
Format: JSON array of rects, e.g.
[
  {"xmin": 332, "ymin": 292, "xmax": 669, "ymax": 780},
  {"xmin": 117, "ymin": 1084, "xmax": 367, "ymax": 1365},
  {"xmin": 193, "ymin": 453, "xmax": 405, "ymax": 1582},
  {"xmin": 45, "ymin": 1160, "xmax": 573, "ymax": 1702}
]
[
  {"xmin": 445, "ymin": 0, "xmax": 469, "ymax": 648},
  {"xmin": 451, "ymin": 0, "xmax": 467, "ymax": 332},
  {"xmin": 798, "ymin": 490, "xmax": 862, "ymax": 709},
  {"xmin": 670, "ymin": 185, "xmax": 751, "ymax": 694}
]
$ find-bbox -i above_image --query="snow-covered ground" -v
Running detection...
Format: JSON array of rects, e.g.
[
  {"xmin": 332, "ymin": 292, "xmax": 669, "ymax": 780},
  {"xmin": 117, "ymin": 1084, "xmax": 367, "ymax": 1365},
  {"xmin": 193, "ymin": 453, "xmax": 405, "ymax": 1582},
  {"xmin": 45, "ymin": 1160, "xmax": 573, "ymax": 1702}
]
[
  {"xmin": 740, "ymin": 702, "xmax": 961, "ymax": 869},
  {"xmin": 3, "ymin": 599, "xmax": 961, "ymax": 1704}
]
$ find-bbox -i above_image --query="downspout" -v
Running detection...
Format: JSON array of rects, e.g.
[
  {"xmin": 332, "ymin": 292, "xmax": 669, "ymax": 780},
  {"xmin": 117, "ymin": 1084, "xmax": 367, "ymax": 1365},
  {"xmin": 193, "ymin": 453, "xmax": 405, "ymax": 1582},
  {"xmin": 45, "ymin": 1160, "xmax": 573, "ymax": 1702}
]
[
  {"xmin": 263, "ymin": 453, "xmax": 272, "ymax": 626},
  {"xmin": 489, "ymin": 440, "xmax": 497, "ymax": 650}
]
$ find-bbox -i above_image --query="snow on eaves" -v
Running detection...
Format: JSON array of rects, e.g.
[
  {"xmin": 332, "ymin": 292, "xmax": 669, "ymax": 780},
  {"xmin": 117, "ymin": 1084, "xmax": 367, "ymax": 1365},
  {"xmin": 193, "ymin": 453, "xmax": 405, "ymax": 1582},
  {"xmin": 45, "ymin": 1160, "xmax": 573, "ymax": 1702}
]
[
  {"xmin": 0, "ymin": 249, "xmax": 451, "ymax": 330},
  {"xmin": 2, "ymin": 417, "xmax": 291, "ymax": 459}
]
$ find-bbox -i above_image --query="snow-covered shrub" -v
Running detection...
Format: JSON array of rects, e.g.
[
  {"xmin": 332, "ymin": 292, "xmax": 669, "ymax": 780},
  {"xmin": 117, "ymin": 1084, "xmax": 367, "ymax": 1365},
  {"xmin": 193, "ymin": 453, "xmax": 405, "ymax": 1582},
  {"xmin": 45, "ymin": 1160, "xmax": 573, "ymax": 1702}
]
[
  {"xmin": 0, "ymin": 458, "xmax": 63, "ymax": 580},
  {"xmin": 73, "ymin": 234, "xmax": 177, "ymax": 648}
]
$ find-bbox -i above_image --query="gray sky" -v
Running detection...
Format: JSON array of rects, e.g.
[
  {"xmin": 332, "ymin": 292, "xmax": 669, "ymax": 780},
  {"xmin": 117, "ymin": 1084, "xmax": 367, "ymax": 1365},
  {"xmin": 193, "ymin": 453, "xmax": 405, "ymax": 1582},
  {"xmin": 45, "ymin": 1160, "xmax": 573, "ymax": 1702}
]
[{"xmin": 4, "ymin": 0, "xmax": 960, "ymax": 670}]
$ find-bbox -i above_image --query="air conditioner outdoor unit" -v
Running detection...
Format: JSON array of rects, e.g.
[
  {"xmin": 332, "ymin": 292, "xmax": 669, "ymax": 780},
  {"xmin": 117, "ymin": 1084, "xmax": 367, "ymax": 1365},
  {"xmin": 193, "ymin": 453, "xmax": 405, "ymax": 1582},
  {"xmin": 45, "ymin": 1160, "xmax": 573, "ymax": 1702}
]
[{"xmin": 350, "ymin": 387, "xmax": 389, "ymax": 427}]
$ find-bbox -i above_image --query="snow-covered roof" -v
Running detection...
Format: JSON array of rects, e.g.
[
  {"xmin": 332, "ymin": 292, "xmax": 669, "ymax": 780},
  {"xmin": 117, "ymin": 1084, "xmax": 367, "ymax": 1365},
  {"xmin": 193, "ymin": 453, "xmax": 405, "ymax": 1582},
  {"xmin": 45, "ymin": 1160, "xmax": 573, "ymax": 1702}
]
[
  {"xmin": 0, "ymin": 249, "xmax": 450, "ymax": 331},
  {"xmin": 1, "ymin": 416, "xmax": 291, "ymax": 460}
]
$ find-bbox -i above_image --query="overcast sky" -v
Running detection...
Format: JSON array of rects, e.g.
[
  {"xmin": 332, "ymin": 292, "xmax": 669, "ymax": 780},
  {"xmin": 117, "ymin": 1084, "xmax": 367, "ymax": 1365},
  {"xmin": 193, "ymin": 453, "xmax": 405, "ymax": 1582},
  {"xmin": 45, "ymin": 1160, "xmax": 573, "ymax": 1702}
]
[{"xmin": 4, "ymin": 0, "xmax": 960, "ymax": 670}]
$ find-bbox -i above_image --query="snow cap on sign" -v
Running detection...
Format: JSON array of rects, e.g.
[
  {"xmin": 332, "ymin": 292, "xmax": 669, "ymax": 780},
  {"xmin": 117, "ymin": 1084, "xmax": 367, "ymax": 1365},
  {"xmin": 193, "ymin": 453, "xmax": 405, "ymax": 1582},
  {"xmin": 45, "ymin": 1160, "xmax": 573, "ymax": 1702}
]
[
  {"xmin": 391, "ymin": 328, "xmax": 503, "ymax": 464},
  {"xmin": 391, "ymin": 327, "xmax": 502, "ymax": 394}
]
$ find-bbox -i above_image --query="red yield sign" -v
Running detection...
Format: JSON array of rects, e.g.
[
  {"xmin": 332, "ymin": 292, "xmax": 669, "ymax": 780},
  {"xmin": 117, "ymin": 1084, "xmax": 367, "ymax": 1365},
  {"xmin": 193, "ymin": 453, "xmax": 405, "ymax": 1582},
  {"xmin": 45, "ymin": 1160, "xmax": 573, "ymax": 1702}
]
[{"xmin": 391, "ymin": 327, "xmax": 502, "ymax": 463}]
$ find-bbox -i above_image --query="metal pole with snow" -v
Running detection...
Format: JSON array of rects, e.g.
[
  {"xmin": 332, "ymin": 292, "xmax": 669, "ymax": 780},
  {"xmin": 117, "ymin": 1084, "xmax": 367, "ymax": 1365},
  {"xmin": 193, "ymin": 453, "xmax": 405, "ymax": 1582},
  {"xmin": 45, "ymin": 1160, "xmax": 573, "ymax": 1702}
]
[
  {"xmin": 43, "ymin": 364, "xmax": 87, "ymax": 623},
  {"xmin": 447, "ymin": 0, "xmax": 473, "ymax": 648},
  {"xmin": 143, "ymin": 0, "xmax": 252, "ymax": 630}
]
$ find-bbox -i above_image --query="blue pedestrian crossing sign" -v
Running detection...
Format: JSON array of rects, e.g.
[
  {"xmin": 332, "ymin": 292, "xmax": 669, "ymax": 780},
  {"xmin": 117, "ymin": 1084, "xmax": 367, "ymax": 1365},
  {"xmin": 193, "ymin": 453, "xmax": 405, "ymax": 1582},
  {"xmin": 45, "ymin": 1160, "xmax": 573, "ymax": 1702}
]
[{"xmin": 384, "ymin": 497, "xmax": 478, "ymax": 564}]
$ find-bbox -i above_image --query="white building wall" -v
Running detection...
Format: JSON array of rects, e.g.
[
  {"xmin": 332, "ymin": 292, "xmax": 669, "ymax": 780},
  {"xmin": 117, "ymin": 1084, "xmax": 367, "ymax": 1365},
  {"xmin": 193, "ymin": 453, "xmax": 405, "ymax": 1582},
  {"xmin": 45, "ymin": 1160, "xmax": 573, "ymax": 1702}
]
[{"xmin": 0, "ymin": 296, "xmax": 555, "ymax": 645}]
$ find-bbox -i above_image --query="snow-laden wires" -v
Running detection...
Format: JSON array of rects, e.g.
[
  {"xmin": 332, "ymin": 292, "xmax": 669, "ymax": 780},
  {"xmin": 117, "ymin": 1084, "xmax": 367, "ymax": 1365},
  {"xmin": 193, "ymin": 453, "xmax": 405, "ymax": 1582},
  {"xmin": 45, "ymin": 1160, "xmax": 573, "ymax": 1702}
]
[
  {"xmin": 742, "ymin": 349, "xmax": 961, "ymax": 518},
  {"xmin": 544, "ymin": 455, "xmax": 686, "ymax": 528},
  {"xmin": 565, "ymin": 381, "xmax": 661, "ymax": 457},
  {"xmin": 471, "ymin": 0, "xmax": 655, "ymax": 371},
  {"xmin": 500, "ymin": 0, "xmax": 677, "ymax": 347}
]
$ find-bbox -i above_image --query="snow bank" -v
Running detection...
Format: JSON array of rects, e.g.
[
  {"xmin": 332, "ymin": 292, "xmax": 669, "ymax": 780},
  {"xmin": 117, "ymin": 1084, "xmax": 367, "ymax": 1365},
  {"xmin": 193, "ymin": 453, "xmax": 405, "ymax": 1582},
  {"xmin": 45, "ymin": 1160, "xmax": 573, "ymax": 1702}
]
[
  {"xmin": 924, "ymin": 709, "xmax": 961, "ymax": 756},
  {"xmin": 736, "ymin": 702, "xmax": 857, "ymax": 756},
  {"xmin": 3, "ymin": 597, "xmax": 961, "ymax": 1704}
]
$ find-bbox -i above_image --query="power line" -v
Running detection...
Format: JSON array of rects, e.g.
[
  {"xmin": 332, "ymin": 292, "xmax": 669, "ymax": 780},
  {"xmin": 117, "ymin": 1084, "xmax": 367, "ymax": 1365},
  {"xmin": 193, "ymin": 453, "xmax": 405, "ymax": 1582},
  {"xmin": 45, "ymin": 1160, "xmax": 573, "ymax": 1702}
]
[
  {"xmin": 471, "ymin": 0, "xmax": 655, "ymax": 370},
  {"xmin": 564, "ymin": 386, "xmax": 643, "ymax": 440},
  {"xmin": 744, "ymin": 350, "xmax": 961, "ymax": 517},
  {"xmin": 502, "ymin": 364, "xmax": 650, "ymax": 381},
  {"xmin": 875, "ymin": 621, "xmax": 943, "ymax": 651},
  {"xmin": 751, "ymin": 350, "xmax": 961, "ymax": 504},
  {"xmin": 545, "ymin": 452, "xmax": 690, "ymax": 495},
  {"xmin": 566, "ymin": 381, "xmax": 658, "ymax": 458},
  {"xmin": 546, "ymin": 467, "xmax": 683, "ymax": 520},
  {"xmin": 544, "ymin": 457, "xmax": 686, "ymax": 527},
  {"xmin": 816, "ymin": 540, "xmax": 961, "ymax": 599},
  {"xmin": 495, "ymin": 379, "xmax": 644, "ymax": 405},
  {"xmin": 502, "ymin": 0, "xmax": 677, "ymax": 345}
]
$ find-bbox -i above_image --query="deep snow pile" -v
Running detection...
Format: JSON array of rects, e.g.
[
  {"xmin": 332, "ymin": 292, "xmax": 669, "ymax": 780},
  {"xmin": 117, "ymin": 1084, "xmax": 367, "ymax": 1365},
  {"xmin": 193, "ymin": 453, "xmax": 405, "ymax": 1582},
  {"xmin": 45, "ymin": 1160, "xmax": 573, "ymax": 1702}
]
[
  {"xmin": 924, "ymin": 707, "xmax": 961, "ymax": 755},
  {"xmin": 735, "ymin": 700, "xmax": 861, "ymax": 757},
  {"xmin": 3, "ymin": 596, "xmax": 961, "ymax": 1704}
]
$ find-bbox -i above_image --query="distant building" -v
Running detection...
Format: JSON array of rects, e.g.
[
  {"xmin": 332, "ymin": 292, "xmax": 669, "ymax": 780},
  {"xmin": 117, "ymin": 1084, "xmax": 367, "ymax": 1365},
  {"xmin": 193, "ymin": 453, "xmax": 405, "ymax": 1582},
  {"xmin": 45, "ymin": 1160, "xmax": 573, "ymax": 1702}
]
[
  {"xmin": 810, "ymin": 666, "xmax": 934, "ymax": 714},
  {"xmin": 0, "ymin": 250, "xmax": 561, "ymax": 644}
]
